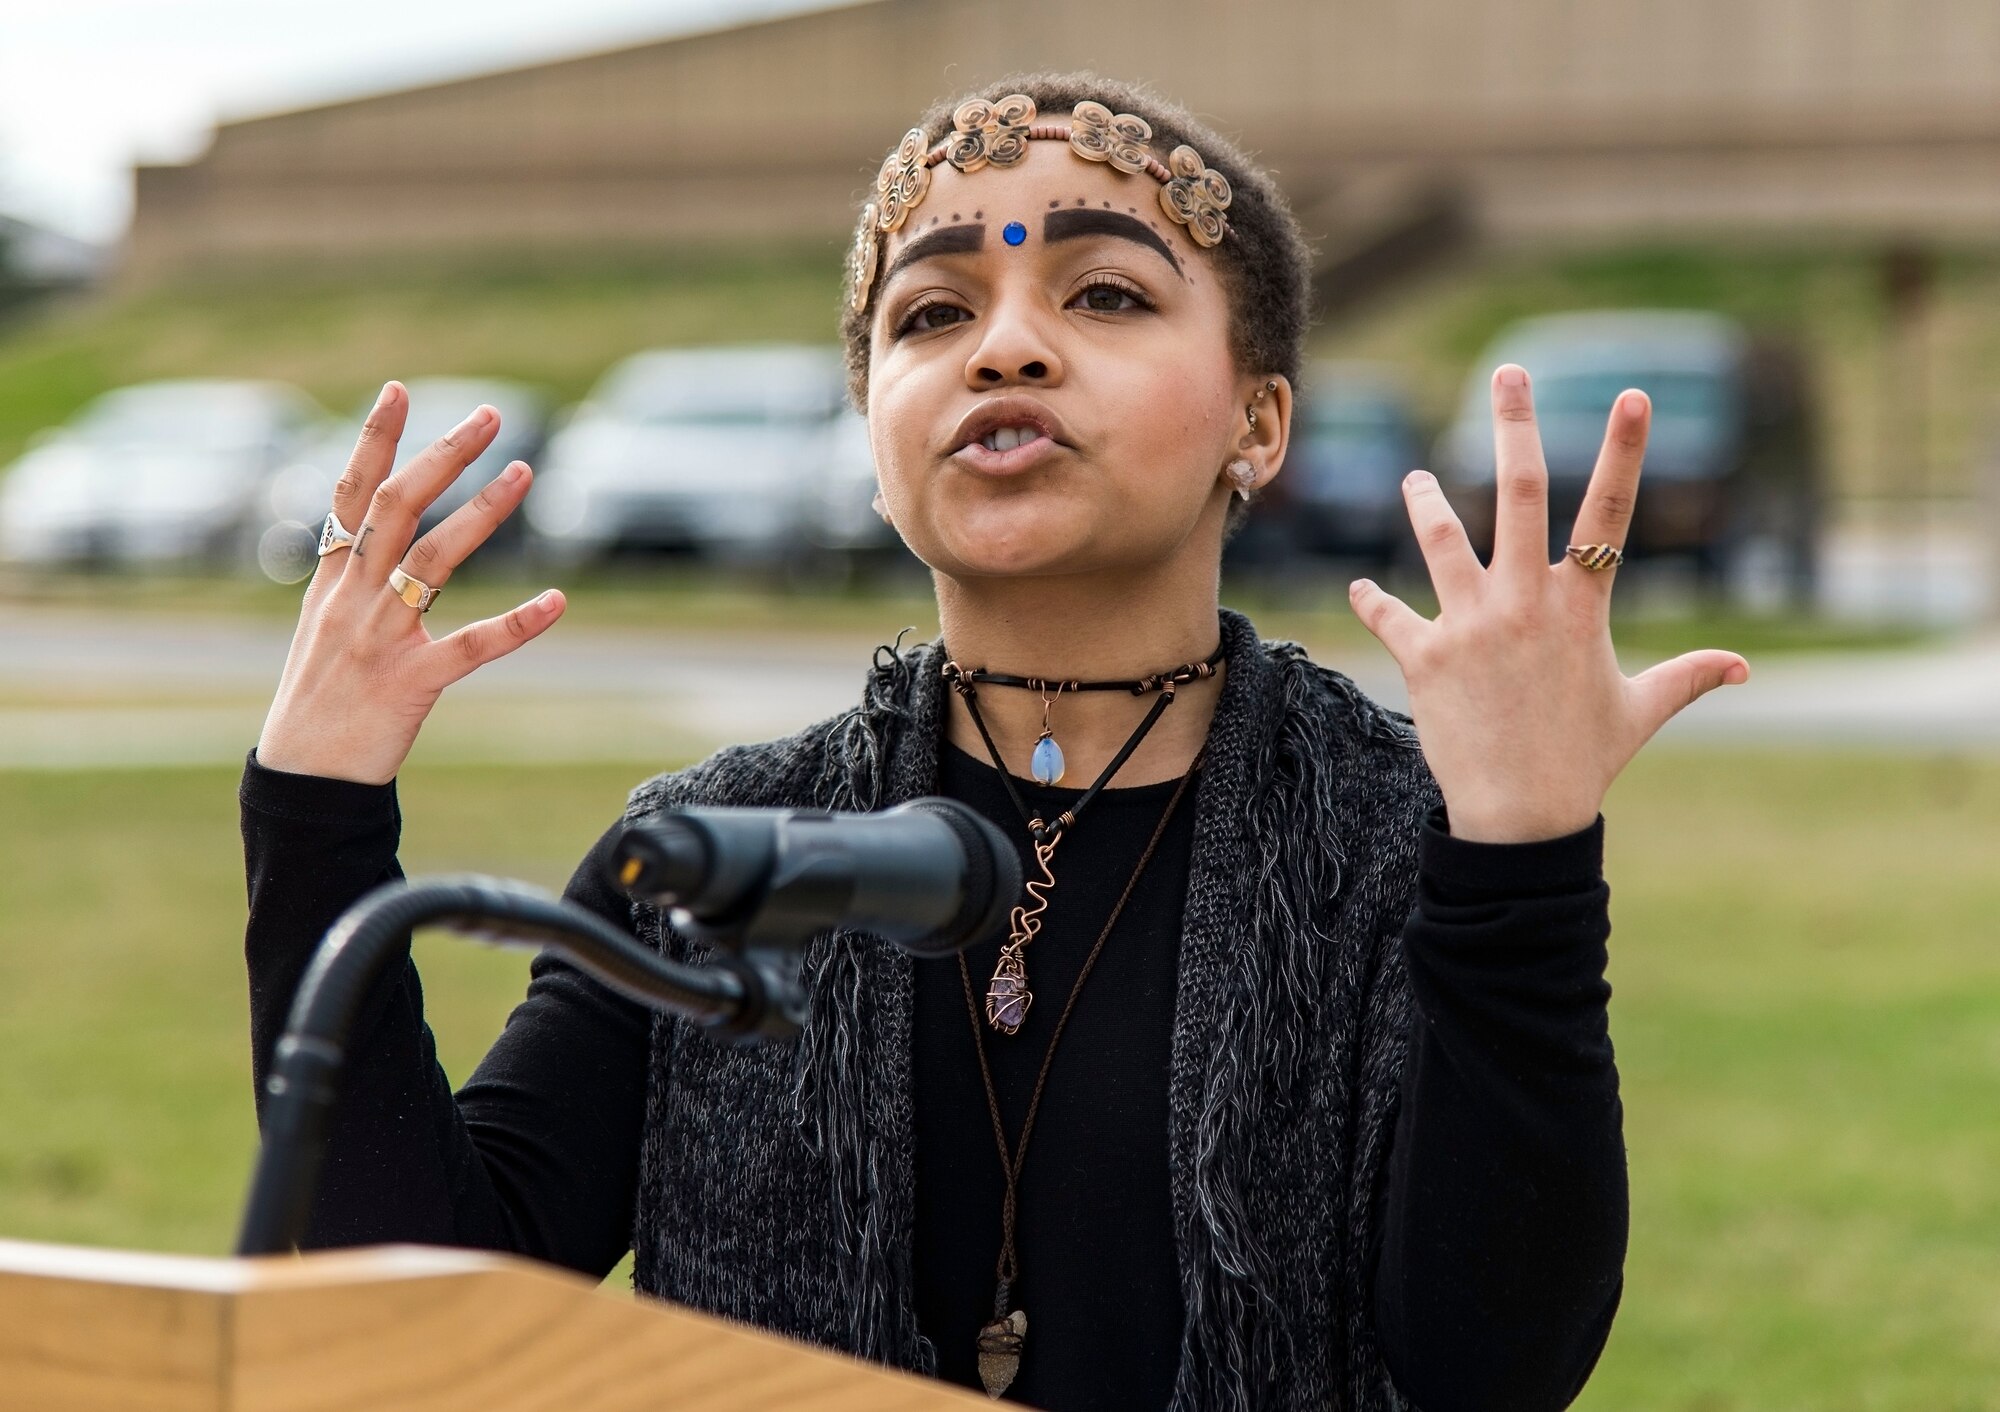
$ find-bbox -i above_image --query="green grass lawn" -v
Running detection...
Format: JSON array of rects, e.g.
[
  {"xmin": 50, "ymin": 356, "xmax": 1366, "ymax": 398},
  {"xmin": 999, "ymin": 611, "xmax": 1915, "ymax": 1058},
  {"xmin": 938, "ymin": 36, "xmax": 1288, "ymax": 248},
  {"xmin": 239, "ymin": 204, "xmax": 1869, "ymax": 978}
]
[{"xmin": 1, "ymin": 749, "xmax": 1995, "ymax": 1409}]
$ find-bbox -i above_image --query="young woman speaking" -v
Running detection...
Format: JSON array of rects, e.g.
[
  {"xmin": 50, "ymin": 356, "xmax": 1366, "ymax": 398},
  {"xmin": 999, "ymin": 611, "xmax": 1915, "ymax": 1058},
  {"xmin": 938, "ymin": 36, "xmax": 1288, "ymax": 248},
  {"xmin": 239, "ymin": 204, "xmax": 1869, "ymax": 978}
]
[{"xmin": 242, "ymin": 72, "xmax": 1749, "ymax": 1412}]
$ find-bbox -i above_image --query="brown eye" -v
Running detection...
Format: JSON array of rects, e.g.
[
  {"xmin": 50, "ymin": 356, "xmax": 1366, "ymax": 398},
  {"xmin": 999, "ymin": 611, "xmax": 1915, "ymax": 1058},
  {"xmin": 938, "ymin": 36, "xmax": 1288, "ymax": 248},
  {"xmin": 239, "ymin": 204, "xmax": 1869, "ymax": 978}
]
[
  {"xmin": 896, "ymin": 298, "xmax": 971, "ymax": 336},
  {"xmin": 1071, "ymin": 280, "xmax": 1150, "ymax": 314},
  {"xmin": 916, "ymin": 303, "xmax": 970, "ymax": 330}
]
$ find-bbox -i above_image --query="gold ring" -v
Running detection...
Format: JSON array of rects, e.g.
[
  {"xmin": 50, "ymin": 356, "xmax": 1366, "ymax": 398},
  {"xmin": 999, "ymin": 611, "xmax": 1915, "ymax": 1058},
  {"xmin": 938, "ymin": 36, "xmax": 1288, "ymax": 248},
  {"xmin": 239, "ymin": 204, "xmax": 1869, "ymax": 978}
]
[
  {"xmin": 388, "ymin": 566, "xmax": 443, "ymax": 613},
  {"xmin": 1565, "ymin": 543, "xmax": 1625, "ymax": 572}
]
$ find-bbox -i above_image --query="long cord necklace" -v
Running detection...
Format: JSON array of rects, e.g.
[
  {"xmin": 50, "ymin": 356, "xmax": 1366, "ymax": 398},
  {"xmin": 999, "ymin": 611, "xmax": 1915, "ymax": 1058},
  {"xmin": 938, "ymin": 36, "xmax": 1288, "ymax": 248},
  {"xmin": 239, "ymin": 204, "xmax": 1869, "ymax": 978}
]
[
  {"xmin": 939, "ymin": 644, "xmax": 1220, "ymax": 1397},
  {"xmin": 941, "ymin": 643, "xmax": 1223, "ymax": 1037}
]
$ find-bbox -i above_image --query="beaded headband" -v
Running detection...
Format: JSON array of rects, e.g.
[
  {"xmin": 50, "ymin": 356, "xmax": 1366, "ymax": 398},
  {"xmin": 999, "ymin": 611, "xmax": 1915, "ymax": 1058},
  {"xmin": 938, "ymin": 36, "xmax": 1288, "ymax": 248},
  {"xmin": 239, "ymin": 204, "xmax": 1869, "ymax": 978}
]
[{"xmin": 849, "ymin": 95, "xmax": 1236, "ymax": 312}]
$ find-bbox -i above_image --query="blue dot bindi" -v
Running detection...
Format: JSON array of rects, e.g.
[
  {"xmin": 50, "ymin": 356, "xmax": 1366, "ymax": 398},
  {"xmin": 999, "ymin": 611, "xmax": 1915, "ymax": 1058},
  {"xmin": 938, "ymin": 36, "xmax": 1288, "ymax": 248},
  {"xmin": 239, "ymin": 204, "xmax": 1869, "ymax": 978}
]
[{"xmin": 1002, "ymin": 221, "xmax": 1027, "ymax": 246}]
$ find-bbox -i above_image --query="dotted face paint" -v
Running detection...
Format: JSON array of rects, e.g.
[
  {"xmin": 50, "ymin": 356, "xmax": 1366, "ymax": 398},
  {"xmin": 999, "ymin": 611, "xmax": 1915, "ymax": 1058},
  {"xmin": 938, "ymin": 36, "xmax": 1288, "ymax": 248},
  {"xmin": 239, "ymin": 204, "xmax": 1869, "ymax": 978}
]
[{"xmin": 1002, "ymin": 220, "xmax": 1028, "ymax": 246}]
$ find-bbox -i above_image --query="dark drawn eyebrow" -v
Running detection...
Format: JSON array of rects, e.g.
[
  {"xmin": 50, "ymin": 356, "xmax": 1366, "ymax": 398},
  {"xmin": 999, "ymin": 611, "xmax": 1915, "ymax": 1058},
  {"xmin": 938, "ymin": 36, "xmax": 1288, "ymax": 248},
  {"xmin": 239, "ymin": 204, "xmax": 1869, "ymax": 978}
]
[
  {"xmin": 880, "ymin": 223, "xmax": 986, "ymax": 289},
  {"xmin": 1042, "ymin": 207, "xmax": 1183, "ymax": 275}
]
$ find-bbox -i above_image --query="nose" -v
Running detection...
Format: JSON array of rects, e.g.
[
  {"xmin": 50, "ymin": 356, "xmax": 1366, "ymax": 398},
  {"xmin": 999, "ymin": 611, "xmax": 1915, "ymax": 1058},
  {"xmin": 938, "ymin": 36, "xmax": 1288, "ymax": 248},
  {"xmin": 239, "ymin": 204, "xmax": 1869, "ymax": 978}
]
[{"xmin": 962, "ymin": 289, "xmax": 1063, "ymax": 390}]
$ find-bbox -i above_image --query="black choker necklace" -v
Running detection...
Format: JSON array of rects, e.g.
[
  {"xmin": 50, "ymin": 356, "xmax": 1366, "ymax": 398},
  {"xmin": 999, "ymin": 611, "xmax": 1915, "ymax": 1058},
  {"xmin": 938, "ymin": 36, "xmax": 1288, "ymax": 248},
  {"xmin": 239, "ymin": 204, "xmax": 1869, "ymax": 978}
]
[
  {"xmin": 942, "ymin": 643, "xmax": 1225, "ymax": 822},
  {"xmin": 940, "ymin": 642, "xmax": 1223, "ymax": 1036}
]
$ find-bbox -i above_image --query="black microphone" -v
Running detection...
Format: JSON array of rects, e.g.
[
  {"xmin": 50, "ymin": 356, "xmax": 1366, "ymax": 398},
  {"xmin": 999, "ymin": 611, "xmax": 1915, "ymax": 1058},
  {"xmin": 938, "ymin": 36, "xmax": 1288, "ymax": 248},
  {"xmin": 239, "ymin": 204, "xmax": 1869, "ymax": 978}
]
[
  {"xmin": 237, "ymin": 800, "xmax": 1019, "ymax": 1257},
  {"xmin": 611, "ymin": 798, "xmax": 1021, "ymax": 957}
]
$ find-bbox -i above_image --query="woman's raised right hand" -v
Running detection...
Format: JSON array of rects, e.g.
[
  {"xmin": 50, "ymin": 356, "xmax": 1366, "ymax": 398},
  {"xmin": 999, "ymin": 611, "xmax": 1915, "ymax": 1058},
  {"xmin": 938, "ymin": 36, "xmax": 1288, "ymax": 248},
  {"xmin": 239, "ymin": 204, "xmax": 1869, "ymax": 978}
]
[{"xmin": 255, "ymin": 381, "xmax": 567, "ymax": 784}]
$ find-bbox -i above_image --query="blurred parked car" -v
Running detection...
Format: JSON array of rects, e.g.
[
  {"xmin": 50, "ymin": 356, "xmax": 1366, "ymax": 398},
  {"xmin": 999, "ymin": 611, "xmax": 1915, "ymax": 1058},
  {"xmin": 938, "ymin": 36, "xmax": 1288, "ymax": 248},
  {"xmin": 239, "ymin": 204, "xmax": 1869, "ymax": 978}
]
[
  {"xmin": 526, "ymin": 344, "xmax": 845, "ymax": 566},
  {"xmin": 260, "ymin": 377, "xmax": 552, "ymax": 552},
  {"xmin": 1272, "ymin": 361, "xmax": 1427, "ymax": 566},
  {"xmin": 1434, "ymin": 310, "xmax": 1821, "ymax": 600},
  {"xmin": 0, "ymin": 379, "xmax": 324, "ymax": 566},
  {"xmin": 799, "ymin": 406, "xmax": 916, "ymax": 573}
]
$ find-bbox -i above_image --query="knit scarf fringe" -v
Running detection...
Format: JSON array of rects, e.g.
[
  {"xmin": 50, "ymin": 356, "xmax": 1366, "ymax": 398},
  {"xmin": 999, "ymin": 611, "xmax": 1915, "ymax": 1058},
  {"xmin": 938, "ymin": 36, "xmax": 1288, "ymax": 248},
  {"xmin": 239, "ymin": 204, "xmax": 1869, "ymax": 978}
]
[
  {"xmin": 787, "ymin": 622, "xmax": 1424, "ymax": 1409},
  {"xmin": 1173, "ymin": 643, "xmax": 1424, "ymax": 1412},
  {"xmin": 791, "ymin": 629, "xmax": 934, "ymax": 1370}
]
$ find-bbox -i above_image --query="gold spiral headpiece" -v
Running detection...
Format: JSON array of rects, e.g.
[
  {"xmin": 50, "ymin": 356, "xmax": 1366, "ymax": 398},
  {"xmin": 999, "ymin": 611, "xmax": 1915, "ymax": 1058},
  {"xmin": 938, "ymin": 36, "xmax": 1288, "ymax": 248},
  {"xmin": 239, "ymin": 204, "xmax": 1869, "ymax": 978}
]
[{"xmin": 850, "ymin": 95, "xmax": 1235, "ymax": 312}]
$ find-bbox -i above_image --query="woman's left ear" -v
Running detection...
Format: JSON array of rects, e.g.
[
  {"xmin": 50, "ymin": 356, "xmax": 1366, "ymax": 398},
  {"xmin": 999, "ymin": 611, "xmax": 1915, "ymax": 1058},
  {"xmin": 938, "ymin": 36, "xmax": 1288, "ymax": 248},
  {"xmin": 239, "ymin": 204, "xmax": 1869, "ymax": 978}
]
[{"xmin": 1222, "ymin": 374, "xmax": 1291, "ymax": 498}]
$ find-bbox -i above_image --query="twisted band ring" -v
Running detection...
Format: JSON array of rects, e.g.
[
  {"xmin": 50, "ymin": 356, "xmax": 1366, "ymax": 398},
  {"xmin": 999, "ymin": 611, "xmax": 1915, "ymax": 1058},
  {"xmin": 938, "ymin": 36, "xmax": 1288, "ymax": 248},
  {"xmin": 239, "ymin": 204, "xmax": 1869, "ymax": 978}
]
[{"xmin": 1565, "ymin": 543, "xmax": 1626, "ymax": 572}]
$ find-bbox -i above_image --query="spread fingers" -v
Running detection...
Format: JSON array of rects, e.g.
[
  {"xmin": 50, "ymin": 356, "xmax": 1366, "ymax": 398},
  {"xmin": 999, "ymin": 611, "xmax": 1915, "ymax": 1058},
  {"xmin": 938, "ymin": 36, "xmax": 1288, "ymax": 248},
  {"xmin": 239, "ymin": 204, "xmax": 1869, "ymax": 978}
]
[
  {"xmin": 1565, "ymin": 389, "xmax": 1650, "ymax": 590},
  {"xmin": 426, "ymin": 589, "xmax": 568, "ymax": 688},
  {"xmin": 391, "ymin": 462, "xmax": 533, "ymax": 603},
  {"xmin": 1401, "ymin": 469, "xmax": 1483, "ymax": 607},
  {"xmin": 1490, "ymin": 365, "xmax": 1552, "ymax": 579},
  {"xmin": 315, "ymin": 381, "xmax": 406, "ymax": 585},
  {"xmin": 342, "ymin": 404, "xmax": 501, "ymax": 590}
]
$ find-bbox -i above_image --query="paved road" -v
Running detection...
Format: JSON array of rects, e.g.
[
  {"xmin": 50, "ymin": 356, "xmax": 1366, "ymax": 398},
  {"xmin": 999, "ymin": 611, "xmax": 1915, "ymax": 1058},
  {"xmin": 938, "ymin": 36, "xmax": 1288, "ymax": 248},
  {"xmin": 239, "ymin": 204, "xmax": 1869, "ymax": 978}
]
[
  {"xmin": 0, "ymin": 604, "xmax": 895, "ymax": 767},
  {"xmin": 1654, "ymin": 635, "xmax": 2000, "ymax": 749},
  {"xmin": 0, "ymin": 603, "xmax": 869, "ymax": 706},
  {"xmin": 2, "ymin": 604, "xmax": 1995, "ymax": 766}
]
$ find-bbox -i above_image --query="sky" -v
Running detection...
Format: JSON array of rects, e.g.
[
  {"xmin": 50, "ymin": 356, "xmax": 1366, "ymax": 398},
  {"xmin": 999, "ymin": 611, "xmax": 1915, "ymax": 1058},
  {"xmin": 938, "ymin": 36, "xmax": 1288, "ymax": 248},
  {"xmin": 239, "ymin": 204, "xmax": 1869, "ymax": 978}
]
[{"xmin": 0, "ymin": 0, "xmax": 827, "ymax": 243}]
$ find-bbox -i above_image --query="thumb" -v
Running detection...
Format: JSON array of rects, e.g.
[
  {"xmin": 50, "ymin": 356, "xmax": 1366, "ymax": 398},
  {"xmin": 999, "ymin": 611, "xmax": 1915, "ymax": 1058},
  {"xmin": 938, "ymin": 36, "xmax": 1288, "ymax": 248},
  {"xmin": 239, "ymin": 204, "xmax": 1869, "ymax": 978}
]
[
  {"xmin": 1629, "ymin": 649, "xmax": 1750, "ymax": 737},
  {"xmin": 1348, "ymin": 578, "xmax": 1428, "ymax": 663}
]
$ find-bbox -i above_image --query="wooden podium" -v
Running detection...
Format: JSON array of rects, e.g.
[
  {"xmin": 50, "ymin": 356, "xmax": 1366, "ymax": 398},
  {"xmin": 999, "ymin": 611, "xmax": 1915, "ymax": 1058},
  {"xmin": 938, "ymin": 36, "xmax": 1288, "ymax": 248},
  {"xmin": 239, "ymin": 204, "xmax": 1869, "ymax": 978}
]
[{"xmin": 0, "ymin": 1238, "xmax": 992, "ymax": 1411}]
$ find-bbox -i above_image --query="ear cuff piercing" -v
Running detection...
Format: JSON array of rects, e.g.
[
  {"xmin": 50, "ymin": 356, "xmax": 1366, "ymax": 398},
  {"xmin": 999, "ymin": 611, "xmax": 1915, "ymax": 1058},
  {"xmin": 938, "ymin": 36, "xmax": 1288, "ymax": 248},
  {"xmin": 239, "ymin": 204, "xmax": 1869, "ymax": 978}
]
[{"xmin": 1245, "ymin": 379, "xmax": 1276, "ymax": 431}]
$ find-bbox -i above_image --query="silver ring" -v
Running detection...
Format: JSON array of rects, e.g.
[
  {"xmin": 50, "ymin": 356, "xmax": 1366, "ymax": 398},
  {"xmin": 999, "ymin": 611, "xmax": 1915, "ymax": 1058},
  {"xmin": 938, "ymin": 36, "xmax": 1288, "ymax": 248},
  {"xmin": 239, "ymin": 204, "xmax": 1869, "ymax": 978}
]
[
  {"xmin": 387, "ymin": 566, "xmax": 443, "ymax": 613},
  {"xmin": 316, "ymin": 509, "xmax": 356, "ymax": 558}
]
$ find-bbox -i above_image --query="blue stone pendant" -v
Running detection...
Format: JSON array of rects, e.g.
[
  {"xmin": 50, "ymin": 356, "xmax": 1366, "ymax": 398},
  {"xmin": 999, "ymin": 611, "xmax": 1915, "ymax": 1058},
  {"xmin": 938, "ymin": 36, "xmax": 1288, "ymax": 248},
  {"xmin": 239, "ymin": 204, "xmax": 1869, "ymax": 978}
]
[{"xmin": 1030, "ymin": 732, "xmax": 1066, "ymax": 786}]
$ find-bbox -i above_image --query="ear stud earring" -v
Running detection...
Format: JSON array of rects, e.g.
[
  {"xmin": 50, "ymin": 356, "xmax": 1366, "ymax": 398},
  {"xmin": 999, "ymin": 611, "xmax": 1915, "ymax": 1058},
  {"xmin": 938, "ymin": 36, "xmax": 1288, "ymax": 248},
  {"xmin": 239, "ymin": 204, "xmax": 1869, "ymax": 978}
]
[{"xmin": 1225, "ymin": 458, "xmax": 1257, "ymax": 500}]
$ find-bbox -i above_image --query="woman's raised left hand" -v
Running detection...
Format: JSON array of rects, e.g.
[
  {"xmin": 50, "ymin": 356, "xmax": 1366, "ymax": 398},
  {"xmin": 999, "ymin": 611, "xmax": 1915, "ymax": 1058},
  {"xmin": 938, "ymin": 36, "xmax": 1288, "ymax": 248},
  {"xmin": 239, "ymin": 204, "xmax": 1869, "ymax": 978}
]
[{"xmin": 1349, "ymin": 364, "xmax": 1750, "ymax": 844}]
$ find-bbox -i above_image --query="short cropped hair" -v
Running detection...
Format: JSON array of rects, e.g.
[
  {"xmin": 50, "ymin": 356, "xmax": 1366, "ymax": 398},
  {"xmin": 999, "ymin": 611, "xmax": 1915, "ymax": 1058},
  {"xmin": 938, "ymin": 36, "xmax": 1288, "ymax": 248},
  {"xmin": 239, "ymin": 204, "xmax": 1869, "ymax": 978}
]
[{"xmin": 839, "ymin": 71, "xmax": 1313, "ymax": 412}]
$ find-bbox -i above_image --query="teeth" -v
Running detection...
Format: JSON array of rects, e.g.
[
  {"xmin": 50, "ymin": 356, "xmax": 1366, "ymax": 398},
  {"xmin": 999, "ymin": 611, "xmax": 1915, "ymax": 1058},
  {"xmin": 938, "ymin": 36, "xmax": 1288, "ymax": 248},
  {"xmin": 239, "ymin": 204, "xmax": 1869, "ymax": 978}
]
[{"xmin": 979, "ymin": 426, "xmax": 1040, "ymax": 453}]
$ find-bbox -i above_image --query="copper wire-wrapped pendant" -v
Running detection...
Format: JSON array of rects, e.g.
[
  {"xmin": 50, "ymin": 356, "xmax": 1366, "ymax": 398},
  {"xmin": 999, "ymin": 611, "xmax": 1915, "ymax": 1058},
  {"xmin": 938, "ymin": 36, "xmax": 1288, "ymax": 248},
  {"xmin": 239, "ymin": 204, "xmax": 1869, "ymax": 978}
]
[
  {"xmin": 976, "ymin": 1309, "xmax": 1027, "ymax": 1398},
  {"xmin": 985, "ymin": 945, "xmax": 1033, "ymax": 1035}
]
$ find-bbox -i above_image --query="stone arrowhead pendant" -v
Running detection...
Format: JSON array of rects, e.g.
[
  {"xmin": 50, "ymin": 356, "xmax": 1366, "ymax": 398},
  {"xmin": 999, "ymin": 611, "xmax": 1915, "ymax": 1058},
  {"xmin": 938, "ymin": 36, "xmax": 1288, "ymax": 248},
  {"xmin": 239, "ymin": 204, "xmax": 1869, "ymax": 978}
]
[{"xmin": 976, "ymin": 1308, "xmax": 1027, "ymax": 1398}]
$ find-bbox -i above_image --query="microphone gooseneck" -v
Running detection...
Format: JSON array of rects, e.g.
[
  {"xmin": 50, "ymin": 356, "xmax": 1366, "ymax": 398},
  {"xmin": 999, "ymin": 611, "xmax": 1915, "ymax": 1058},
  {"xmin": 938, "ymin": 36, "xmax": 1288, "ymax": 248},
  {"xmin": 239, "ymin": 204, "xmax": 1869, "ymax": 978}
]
[
  {"xmin": 236, "ymin": 876, "xmax": 750, "ymax": 1257},
  {"xmin": 237, "ymin": 798, "xmax": 1020, "ymax": 1257}
]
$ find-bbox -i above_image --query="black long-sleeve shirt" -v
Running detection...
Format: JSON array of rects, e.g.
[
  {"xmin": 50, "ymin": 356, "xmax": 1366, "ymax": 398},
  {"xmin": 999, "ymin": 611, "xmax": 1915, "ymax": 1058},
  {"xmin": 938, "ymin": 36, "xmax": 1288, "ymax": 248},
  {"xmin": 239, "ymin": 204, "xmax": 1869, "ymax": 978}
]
[{"xmin": 241, "ymin": 741, "xmax": 1624, "ymax": 1412}]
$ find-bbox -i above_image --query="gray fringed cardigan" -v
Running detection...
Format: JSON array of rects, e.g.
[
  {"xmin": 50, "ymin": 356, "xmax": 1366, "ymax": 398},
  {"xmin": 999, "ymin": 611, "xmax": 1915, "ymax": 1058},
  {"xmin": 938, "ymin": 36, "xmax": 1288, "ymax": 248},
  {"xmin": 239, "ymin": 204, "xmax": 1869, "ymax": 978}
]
[{"xmin": 622, "ymin": 608, "xmax": 1435, "ymax": 1411}]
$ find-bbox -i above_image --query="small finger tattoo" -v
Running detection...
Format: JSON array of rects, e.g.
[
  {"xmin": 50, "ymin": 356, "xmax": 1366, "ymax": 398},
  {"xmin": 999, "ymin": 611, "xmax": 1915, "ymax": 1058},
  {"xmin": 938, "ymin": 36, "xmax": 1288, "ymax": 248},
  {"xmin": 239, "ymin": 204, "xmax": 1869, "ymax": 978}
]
[{"xmin": 352, "ymin": 525, "xmax": 374, "ymax": 558}]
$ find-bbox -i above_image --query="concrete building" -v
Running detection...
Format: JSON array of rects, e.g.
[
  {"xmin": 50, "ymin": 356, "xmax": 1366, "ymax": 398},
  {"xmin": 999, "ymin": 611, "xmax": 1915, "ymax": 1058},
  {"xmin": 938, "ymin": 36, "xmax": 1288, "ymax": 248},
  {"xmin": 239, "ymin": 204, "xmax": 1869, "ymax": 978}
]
[{"xmin": 128, "ymin": 0, "xmax": 2000, "ymax": 280}]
